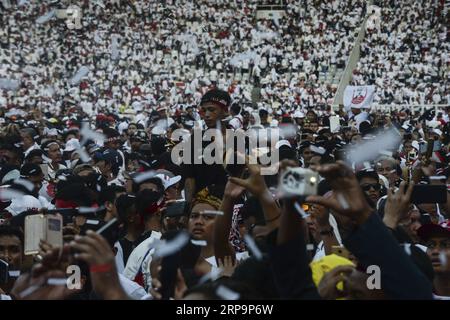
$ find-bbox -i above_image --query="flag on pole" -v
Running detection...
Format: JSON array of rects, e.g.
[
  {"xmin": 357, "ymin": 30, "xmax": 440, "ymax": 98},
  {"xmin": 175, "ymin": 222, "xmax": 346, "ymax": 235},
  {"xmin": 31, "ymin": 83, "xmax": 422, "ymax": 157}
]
[{"xmin": 343, "ymin": 85, "xmax": 375, "ymax": 111}]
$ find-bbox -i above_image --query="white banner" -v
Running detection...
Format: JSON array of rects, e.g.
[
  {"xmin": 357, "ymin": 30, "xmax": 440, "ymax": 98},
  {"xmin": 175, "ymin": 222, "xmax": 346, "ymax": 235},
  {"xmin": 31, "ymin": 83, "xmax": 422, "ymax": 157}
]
[{"xmin": 343, "ymin": 85, "xmax": 375, "ymax": 110}]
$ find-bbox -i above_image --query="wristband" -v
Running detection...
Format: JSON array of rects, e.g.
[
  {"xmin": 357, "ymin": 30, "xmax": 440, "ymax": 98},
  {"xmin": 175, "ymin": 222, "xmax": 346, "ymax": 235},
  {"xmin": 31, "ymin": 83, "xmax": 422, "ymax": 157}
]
[{"xmin": 90, "ymin": 264, "xmax": 113, "ymax": 273}]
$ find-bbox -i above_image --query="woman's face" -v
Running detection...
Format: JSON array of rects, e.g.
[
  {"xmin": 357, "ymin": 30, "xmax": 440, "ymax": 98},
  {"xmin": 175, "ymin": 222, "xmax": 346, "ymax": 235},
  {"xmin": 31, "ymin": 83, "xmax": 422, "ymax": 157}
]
[{"xmin": 188, "ymin": 203, "xmax": 216, "ymax": 243}]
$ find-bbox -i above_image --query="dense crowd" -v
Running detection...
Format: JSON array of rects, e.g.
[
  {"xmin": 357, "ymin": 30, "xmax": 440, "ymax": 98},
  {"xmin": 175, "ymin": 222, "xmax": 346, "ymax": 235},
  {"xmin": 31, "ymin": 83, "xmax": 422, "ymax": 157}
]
[
  {"xmin": 352, "ymin": 0, "xmax": 450, "ymax": 105},
  {"xmin": 0, "ymin": 0, "xmax": 449, "ymax": 302},
  {"xmin": 1, "ymin": 0, "xmax": 368, "ymax": 115}
]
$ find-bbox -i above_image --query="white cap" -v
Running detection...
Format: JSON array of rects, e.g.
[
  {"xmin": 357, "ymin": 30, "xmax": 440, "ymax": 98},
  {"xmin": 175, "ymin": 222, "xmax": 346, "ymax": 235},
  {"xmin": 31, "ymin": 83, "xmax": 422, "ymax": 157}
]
[
  {"xmin": 432, "ymin": 128, "xmax": 443, "ymax": 136},
  {"xmin": 411, "ymin": 140, "xmax": 420, "ymax": 151},
  {"xmin": 155, "ymin": 174, "xmax": 182, "ymax": 190},
  {"xmin": 64, "ymin": 138, "xmax": 81, "ymax": 152},
  {"xmin": 6, "ymin": 195, "xmax": 42, "ymax": 216},
  {"xmin": 293, "ymin": 110, "xmax": 305, "ymax": 118},
  {"xmin": 275, "ymin": 140, "xmax": 291, "ymax": 149}
]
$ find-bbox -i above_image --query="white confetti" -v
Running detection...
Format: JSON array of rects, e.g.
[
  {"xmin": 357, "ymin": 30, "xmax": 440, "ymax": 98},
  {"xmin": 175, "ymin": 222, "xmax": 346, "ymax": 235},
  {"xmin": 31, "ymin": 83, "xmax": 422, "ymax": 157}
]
[
  {"xmin": 78, "ymin": 206, "xmax": 105, "ymax": 214},
  {"xmin": 346, "ymin": 129, "xmax": 400, "ymax": 164},
  {"xmin": 19, "ymin": 284, "xmax": 41, "ymax": 298},
  {"xmin": 202, "ymin": 210, "xmax": 224, "ymax": 216},
  {"xmin": 243, "ymin": 234, "xmax": 263, "ymax": 261},
  {"xmin": 80, "ymin": 123, "xmax": 105, "ymax": 145},
  {"xmin": 306, "ymin": 244, "xmax": 315, "ymax": 251},
  {"xmin": 198, "ymin": 266, "xmax": 222, "ymax": 285},
  {"xmin": 363, "ymin": 162, "xmax": 371, "ymax": 169},
  {"xmin": 8, "ymin": 270, "xmax": 20, "ymax": 277},
  {"xmin": 336, "ymin": 193, "xmax": 349, "ymax": 210},
  {"xmin": 216, "ymin": 285, "xmax": 240, "ymax": 300},
  {"xmin": 47, "ymin": 278, "xmax": 68, "ymax": 286},
  {"xmin": 154, "ymin": 232, "xmax": 190, "ymax": 258},
  {"xmin": 310, "ymin": 145, "xmax": 326, "ymax": 155},
  {"xmin": 76, "ymin": 148, "xmax": 91, "ymax": 162},
  {"xmin": 191, "ymin": 240, "xmax": 207, "ymax": 246},
  {"xmin": 133, "ymin": 170, "xmax": 157, "ymax": 184},
  {"xmin": 36, "ymin": 10, "xmax": 55, "ymax": 24},
  {"xmin": 429, "ymin": 176, "xmax": 447, "ymax": 180},
  {"xmin": 294, "ymin": 202, "xmax": 309, "ymax": 219},
  {"xmin": 403, "ymin": 244, "xmax": 411, "ymax": 256},
  {"xmin": 85, "ymin": 219, "xmax": 100, "ymax": 225},
  {"xmin": 69, "ymin": 66, "xmax": 89, "ymax": 85},
  {"xmin": 96, "ymin": 217, "xmax": 117, "ymax": 235}
]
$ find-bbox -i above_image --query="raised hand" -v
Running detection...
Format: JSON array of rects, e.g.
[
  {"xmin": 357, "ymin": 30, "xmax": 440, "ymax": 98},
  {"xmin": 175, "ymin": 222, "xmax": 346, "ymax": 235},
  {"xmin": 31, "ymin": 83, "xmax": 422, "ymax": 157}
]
[
  {"xmin": 306, "ymin": 161, "xmax": 372, "ymax": 225},
  {"xmin": 70, "ymin": 230, "xmax": 128, "ymax": 300}
]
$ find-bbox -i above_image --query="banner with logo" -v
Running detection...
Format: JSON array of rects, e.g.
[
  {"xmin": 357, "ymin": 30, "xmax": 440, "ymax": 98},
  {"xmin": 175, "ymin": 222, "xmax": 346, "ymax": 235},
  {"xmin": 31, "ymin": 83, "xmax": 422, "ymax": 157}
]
[{"xmin": 343, "ymin": 85, "xmax": 375, "ymax": 110}]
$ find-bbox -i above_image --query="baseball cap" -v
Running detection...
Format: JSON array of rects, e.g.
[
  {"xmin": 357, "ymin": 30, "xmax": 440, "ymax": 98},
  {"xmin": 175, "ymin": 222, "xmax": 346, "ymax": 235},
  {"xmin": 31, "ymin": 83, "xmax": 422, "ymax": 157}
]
[
  {"xmin": 155, "ymin": 173, "xmax": 181, "ymax": 190},
  {"xmin": 356, "ymin": 168, "xmax": 379, "ymax": 182},
  {"xmin": 20, "ymin": 163, "xmax": 43, "ymax": 178},
  {"xmin": 417, "ymin": 221, "xmax": 450, "ymax": 242},
  {"xmin": 64, "ymin": 138, "xmax": 81, "ymax": 152}
]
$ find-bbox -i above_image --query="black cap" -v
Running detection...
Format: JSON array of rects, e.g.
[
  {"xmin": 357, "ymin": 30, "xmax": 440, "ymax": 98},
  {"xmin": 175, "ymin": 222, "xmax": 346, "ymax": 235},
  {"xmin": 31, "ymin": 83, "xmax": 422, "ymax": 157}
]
[
  {"xmin": 356, "ymin": 168, "xmax": 379, "ymax": 181},
  {"xmin": 20, "ymin": 163, "xmax": 43, "ymax": 178}
]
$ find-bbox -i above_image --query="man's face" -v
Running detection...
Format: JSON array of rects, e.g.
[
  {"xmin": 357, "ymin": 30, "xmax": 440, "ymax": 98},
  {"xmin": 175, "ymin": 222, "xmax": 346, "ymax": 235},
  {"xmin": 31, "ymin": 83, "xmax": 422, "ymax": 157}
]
[
  {"xmin": 188, "ymin": 203, "xmax": 216, "ymax": 242},
  {"xmin": 309, "ymin": 155, "xmax": 322, "ymax": 171},
  {"xmin": 377, "ymin": 160, "xmax": 398, "ymax": 186},
  {"xmin": 20, "ymin": 133, "xmax": 33, "ymax": 150},
  {"xmin": 359, "ymin": 176, "xmax": 381, "ymax": 205},
  {"xmin": 0, "ymin": 150, "xmax": 20, "ymax": 166},
  {"xmin": 202, "ymin": 103, "xmax": 226, "ymax": 128},
  {"xmin": 48, "ymin": 144, "xmax": 62, "ymax": 163},
  {"xmin": 425, "ymin": 236, "xmax": 450, "ymax": 273},
  {"xmin": 309, "ymin": 122, "xmax": 319, "ymax": 133},
  {"xmin": 127, "ymin": 125, "xmax": 137, "ymax": 136},
  {"xmin": 164, "ymin": 185, "xmax": 179, "ymax": 201},
  {"xmin": 403, "ymin": 141, "xmax": 413, "ymax": 154},
  {"xmin": 302, "ymin": 147, "xmax": 313, "ymax": 165},
  {"xmin": 0, "ymin": 235, "xmax": 23, "ymax": 270}
]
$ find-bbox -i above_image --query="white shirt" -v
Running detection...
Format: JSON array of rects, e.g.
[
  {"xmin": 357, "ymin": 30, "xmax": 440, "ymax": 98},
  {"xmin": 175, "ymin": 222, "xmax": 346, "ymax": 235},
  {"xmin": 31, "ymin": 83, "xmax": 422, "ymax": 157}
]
[
  {"xmin": 123, "ymin": 231, "xmax": 162, "ymax": 291},
  {"xmin": 118, "ymin": 274, "xmax": 148, "ymax": 299}
]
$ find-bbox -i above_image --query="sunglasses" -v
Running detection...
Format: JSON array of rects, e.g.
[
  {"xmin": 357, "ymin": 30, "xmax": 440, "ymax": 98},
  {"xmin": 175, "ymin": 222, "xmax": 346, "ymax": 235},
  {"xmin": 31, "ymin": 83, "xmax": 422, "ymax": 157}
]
[{"xmin": 361, "ymin": 183, "xmax": 381, "ymax": 192}]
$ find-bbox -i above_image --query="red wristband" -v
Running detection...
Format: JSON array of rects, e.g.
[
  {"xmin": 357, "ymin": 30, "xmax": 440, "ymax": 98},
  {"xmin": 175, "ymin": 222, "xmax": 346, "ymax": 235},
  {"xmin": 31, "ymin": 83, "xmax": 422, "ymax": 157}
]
[{"xmin": 90, "ymin": 264, "xmax": 113, "ymax": 273}]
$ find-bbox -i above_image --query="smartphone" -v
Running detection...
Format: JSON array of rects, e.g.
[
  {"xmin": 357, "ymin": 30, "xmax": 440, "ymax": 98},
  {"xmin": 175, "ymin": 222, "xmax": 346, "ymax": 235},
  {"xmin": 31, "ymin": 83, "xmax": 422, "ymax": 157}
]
[
  {"xmin": 0, "ymin": 259, "xmax": 8, "ymax": 285},
  {"xmin": 329, "ymin": 115, "xmax": 340, "ymax": 133},
  {"xmin": 24, "ymin": 214, "xmax": 63, "ymax": 255},
  {"xmin": 411, "ymin": 185, "xmax": 447, "ymax": 204},
  {"xmin": 331, "ymin": 246, "xmax": 351, "ymax": 260},
  {"xmin": 165, "ymin": 201, "xmax": 187, "ymax": 218}
]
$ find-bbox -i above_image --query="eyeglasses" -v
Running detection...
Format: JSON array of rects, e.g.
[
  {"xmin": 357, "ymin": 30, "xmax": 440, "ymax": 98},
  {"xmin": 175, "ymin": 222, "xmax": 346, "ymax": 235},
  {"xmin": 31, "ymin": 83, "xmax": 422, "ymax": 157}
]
[{"xmin": 361, "ymin": 183, "xmax": 381, "ymax": 192}]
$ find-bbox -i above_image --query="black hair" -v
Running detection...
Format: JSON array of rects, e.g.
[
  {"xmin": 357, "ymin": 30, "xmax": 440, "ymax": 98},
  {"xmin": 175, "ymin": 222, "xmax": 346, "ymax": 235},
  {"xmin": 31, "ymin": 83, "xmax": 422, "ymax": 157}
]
[
  {"xmin": 99, "ymin": 185, "xmax": 126, "ymax": 205},
  {"xmin": 115, "ymin": 194, "xmax": 137, "ymax": 226},
  {"xmin": 0, "ymin": 225, "xmax": 24, "ymax": 245},
  {"xmin": 230, "ymin": 104, "xmax": 241, "ymax": 116},
  {"xmin": 135, "ymin": 189, "xmax": 162, "ymax": 222}
]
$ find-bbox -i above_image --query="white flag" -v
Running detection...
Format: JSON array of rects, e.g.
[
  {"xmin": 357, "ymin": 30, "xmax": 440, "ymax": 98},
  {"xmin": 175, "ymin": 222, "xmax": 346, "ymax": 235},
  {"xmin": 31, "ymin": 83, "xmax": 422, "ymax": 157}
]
[{"xmin": 343, "ymin": 85, "xmax": 375, "ymax": 111}]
